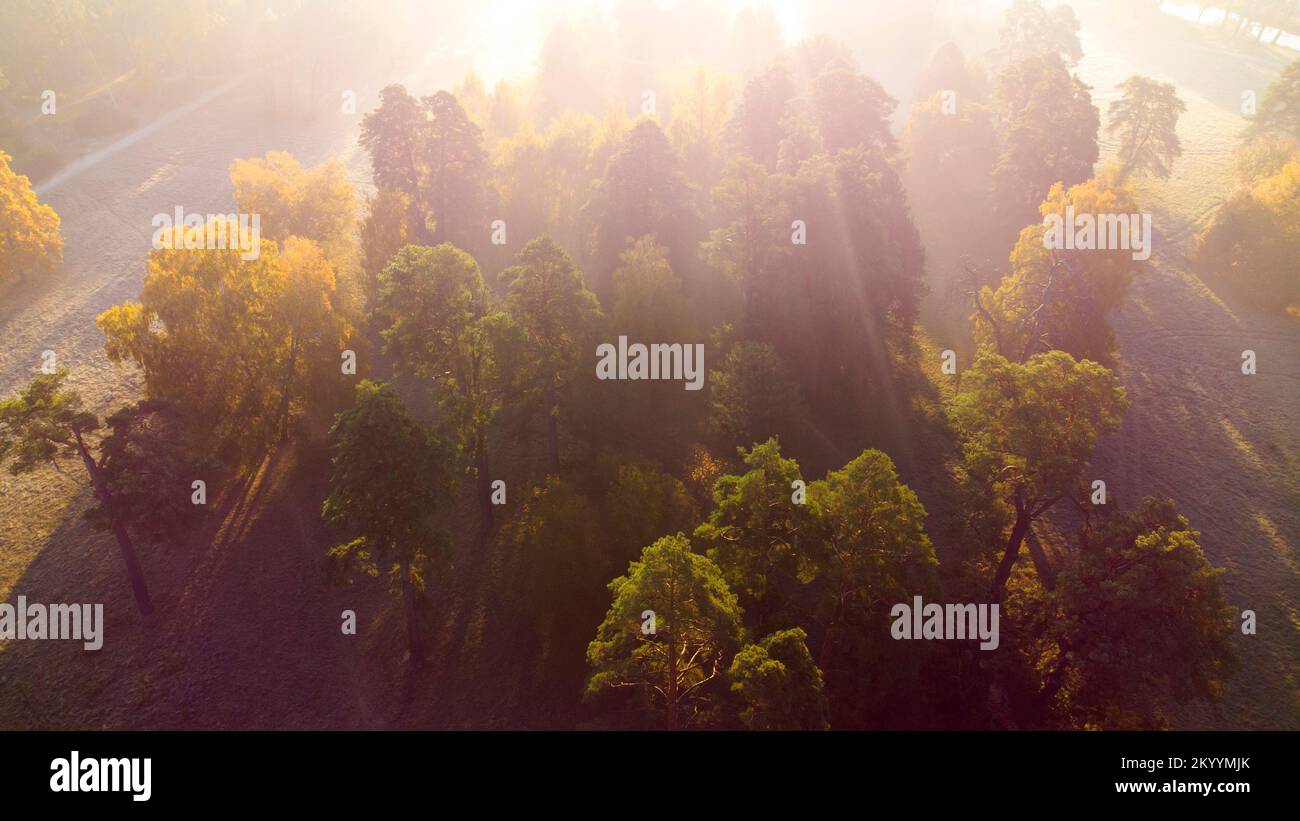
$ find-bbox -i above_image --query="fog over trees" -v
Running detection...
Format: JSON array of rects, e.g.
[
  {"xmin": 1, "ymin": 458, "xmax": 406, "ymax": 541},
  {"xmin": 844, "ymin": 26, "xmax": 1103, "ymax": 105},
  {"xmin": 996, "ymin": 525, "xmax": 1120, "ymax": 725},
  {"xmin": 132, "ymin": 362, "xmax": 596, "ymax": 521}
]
[{"xmin": 1, "ymin": 0, "xmax": 1296, "ymax": 733}]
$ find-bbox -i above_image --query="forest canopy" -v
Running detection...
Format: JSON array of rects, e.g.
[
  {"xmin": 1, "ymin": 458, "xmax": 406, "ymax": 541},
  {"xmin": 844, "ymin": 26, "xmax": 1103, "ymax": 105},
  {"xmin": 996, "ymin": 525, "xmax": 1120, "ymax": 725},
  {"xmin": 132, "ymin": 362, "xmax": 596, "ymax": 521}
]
[{"xmin": 3, "ymin": 0, "xmax": 1290, "ymax": 734}]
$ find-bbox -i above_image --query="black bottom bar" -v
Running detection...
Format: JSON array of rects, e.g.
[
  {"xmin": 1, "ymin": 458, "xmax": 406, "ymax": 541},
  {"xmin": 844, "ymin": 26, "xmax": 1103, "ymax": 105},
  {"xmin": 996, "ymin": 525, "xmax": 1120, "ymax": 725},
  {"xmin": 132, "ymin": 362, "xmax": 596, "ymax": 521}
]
[{"xmin": 3, "ymin": 730, "xmax": 1289, "ymax": 808}]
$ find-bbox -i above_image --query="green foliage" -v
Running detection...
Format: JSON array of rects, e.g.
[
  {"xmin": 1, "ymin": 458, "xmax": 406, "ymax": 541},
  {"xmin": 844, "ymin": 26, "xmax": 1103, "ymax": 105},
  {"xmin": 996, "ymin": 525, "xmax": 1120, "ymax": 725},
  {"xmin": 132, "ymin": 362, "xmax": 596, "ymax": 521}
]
[
  {"xmin": 702, "ymin": 157, "xmax": 790, "ymax": 331},
  {"xmin": 322, "ymin": 381, "xmax": 455, "ymax": 580},
  {"xmin": 1107, "ymin": 75, "xmax": 1186, "ymax": 180},
  {"xmin": 1018, "ymin": 498, "xmax": 1237, "ymax": 728},
  {"xmin": 806, "ymin": 449, "xmax": 940, "ymax": 726},
  {"xmin": 359, "ymin": 86, "xmax": 488, "ymax": 249},
  {"xmin": 785, "ymin": 147, "xmax": 927, "ymax": 380},
  {"xmin": 951, "ymin": 351, "xmax": 1126, "ymax": 520},
  {"xmin": 359, "ymin": 188, "xmax": 413, "ymax": 311},
  {"xmin": 500, "ymin": 237, "xmax": 603, "ymax": 473},
  {"xmin": 500, "ymin": 235, "xmax": 601, "ymax": 358},
  {"xmin": 322, "ymin": 381, "xmax": 455, "ymax": 661},
  {"xmin": 374, "ymin": 244, "xmax": 488, "ymax": 378},
  {"xmin": 586, "ymin": 119, "xmax": 696, "ymax": 293},
  {"xmin": 0, "ymin": 369, "xmax": 97, "ymax": 473},
  {"xmin": 586, "ymin": 534, "xmax": 744, "ymax": 729},
  {"xmin": 568, "ymin": 236, "xmax": 704, "ymax": 465},
  {"xmin": 603, "ymin": 464, "xmax": 699, "ymax": 567},
  {"xmin": 903, "ymin": 90, "xmax": 998, "ymax": 231},
  {"xmin": 728, "ymin": 63, "xmax": 796, "ymax": 170},
  {"xmin": 696, "ymin": 439, "xmax": 815, "ymax": 625},
  {"xmin": 708, "ymin": 340, "xmax": 805, "ymax": 450},
  {"xmin": 1, "ymin": 0, "xmax": 1267, "ymax": 734},
  {"xmin": 916, "ymin": 41, "xmax": 987, "ymax": 102},
  {"xmin": 374, "ymin": 242, "xmax": 518, "ymax": 435},
  {"xmin": 992, "ymin": 52, "xmax": 1099, "ymax": 230},
  {"xmin": 499, "ymin": 476, "xmax": 605, "ymax": 639},
  {"xmin": 1245, "ymin": 58, "xmax": 1300, "ymax": 141},
  {"xmin": 0, "ymin": 369, "xmax": 156, "ymax": 615},
  {"xmin": 492, "ymin": 111, "xmax": 610, "ymax": 261},
  {"xmin": 359, "ymin": 84, "xmax": 426, "ymax": 204},
  {"xmin": 611, "ymin": 235, "xmax": 693, "ymax": 340},
  {"xmin": 594, "ymin": 440, "xmax": 942, "ymax": 728},
  {"xmin": 728, "ymin": 627, "xmax": 829, "ymax": 730},
  {"xmin": 421, "ymin": 90, "xmax": 489, "ymax": 247},
  {"xmin": 706, "ymin": 139, "xmax": 928, "ymax": 420},
  {"xmin": 998, "ymin": 0, "xmax": 1083, "ymax": 66},
  {"xmin": 951, "ymin": 350, "xmax": 1126, "ymax": 602},
  {"xmin": 807, "ymin": 450, "xmax": 938, "ymax": 617},
  {"xmin": 372, "ymin": 242, "xmax": 521, "ymax": 532},
  {"xmin": 810, "ymin": 59, "xmax": 898, "ymax": 156}
]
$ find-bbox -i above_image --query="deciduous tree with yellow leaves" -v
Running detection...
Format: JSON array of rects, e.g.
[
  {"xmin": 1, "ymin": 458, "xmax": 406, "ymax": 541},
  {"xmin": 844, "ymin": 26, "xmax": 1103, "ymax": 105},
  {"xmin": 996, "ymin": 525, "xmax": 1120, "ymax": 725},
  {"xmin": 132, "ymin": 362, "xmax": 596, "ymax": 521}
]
[
  {"xmin": 0, "ymin": 150, "xmax": 62, "ymax": 286},
  {"xmin": 97, "ymin": 219, "xmax": 351, "ymax": 467}
]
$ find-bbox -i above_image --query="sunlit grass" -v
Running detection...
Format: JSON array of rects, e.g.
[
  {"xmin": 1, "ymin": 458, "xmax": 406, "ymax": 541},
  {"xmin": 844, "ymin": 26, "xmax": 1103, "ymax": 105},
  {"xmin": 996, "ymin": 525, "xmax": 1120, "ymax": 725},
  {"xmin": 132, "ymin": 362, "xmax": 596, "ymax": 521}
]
[{"xmin": 0, "ymin": 469, "xmax": 82, "ymax": 603}]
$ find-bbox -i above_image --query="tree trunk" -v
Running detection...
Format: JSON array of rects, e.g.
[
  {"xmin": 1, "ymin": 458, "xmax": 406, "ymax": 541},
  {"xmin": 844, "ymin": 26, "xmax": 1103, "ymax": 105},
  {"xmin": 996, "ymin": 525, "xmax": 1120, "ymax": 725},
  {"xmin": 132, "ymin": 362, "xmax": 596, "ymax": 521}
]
[
  {"xmin": 400, "ymin": 554, "xmax": 423, "ymax": 665},
  {"xmin": 1025, "ymin": 526, "xmax": 1057, "ymax": 591},
  {"xmin": 666, "ymin": 638, "xmax": 679, "ymax": 731},
  {"xmin": 817, "ymin": 579, "xmax": 849, "ymax": 674},
  {"xmin": 989, "ymin": 507, "xmax": 1032, "ymax": 602},
  {"xmin": 276, "ymin": 323, "xmax": 300, "ymax": 443},
  {"xmin": 475, "ymin": 432, "xmax": 493, "ymax": 536},
  {"xmin": 545, "ymin": 383, "xmax": 560, "ymax": 477},
  {"xmin": 1039, "ymin": 640, "xmax": 1073, "ymax": 703},
  {"xmin": 76, "ymin": 434, "xmax": 153, "ymax": 617}
]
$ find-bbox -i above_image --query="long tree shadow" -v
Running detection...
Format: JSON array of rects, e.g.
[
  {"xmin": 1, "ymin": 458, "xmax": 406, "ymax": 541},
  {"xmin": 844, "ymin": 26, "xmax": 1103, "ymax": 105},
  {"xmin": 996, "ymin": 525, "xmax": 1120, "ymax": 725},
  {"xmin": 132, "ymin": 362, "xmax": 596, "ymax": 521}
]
[
  {"xmin": 1093, "ymin": 259, "xmax": 1300, "ymax": 729},
  {"xmin": 0, "ymin": 440, "xmax": 408, "ymax": 729}
]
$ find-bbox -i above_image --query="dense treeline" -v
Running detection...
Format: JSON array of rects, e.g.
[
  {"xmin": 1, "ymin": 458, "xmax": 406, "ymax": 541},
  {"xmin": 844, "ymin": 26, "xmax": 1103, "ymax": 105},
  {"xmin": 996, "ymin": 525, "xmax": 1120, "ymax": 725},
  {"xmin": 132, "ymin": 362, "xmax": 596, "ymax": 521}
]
[{"xmin": 7, "ymin": 0, "xmax": 1290, "ymax": 729}]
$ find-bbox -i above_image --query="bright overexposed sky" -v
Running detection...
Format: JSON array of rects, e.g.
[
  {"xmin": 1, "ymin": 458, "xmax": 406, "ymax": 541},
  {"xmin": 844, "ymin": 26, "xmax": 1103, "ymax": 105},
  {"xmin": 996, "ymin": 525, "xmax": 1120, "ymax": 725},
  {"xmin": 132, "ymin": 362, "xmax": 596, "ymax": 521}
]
[
  {"xmin": 730, "ymin": 0, "xmax": 807, "ymax": 46},
  {"xmin": 448, "ymin": 0, "xmax": 811, "ymax": 87}
]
